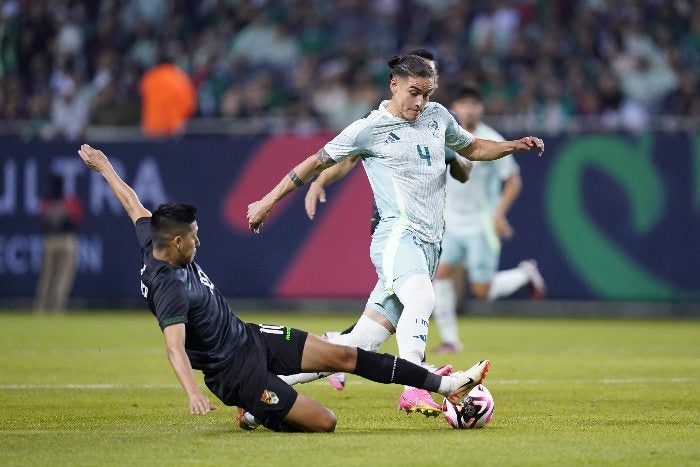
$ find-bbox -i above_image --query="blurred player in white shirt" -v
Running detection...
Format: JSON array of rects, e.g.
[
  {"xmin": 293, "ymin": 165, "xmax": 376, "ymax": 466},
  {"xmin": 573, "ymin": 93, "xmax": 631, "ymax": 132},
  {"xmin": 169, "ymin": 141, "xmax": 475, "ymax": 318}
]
[{"xmin": 432, "ymin": 86, "xmax": 546, "ymax": 354}]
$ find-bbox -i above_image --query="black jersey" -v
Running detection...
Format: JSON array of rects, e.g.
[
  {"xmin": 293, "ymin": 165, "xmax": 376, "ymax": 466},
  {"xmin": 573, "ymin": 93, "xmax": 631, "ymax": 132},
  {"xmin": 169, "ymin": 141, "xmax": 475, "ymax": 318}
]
[{"xmin": 135, "ymin": 217, "xmax": 251, "ymax": 372}]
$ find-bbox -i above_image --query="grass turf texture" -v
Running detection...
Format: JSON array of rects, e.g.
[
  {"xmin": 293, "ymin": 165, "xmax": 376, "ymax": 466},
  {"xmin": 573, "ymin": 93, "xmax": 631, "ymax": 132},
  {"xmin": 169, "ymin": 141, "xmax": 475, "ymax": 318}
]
[{"xmin": 0, "ymin": 311, "xmax": 698, "ymax": 466}]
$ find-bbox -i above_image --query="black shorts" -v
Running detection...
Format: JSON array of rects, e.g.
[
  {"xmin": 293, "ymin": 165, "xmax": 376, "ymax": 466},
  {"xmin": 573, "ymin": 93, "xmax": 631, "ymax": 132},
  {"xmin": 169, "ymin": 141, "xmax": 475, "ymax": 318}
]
[{"xmin": 204, "ymin": 323, "xmax": 308, "ymax": 430}]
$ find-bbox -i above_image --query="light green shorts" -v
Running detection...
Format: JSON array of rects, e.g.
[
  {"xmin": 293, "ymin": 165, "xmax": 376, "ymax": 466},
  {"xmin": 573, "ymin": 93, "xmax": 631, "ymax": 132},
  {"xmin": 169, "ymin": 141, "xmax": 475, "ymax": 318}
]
[
  {"xmin": 366, "ymin": 227, "xmax": 440, "ymax": 328},
  {"xmin": 440, "ymin": 227, "xmax": 500, "ymax": 283}
]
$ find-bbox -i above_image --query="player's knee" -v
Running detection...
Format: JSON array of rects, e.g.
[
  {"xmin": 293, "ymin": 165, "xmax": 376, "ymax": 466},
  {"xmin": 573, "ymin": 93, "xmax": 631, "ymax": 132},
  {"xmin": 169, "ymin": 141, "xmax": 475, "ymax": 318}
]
[
  {"xmin": 472, "ymin": 284, "xmax": 489, "ymax": 299},
  {"xmin": 435, "ymin": 264, "xmax": 454, "ymax": 279},
  {"xmin": 418, "ymin": 286, "xmax": 436, "ymax": 314},
  {"xmin": 333, "ymin": 345, "xmax": 357, "ymax": 371},
  {"xmin": 319, "ymin": 411, "xmax": 337, "ymax": 432},
  {"xmin": 310, "ymin": 408, "xmax": 336, "ymax": 432}
]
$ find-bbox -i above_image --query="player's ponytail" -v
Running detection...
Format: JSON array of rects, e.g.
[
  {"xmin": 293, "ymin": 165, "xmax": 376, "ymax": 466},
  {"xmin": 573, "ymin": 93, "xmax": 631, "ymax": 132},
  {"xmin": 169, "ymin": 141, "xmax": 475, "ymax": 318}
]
[{"xmin": 388, "ymin": 54, "xmax": 434, "ymax": 80}]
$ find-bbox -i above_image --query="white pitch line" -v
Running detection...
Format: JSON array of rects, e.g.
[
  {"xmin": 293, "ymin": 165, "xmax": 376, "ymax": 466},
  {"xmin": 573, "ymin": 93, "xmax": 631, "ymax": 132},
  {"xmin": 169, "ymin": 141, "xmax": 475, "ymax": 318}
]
[
  {"xmin": 0, "ymin": 384, "xmax": 180, "ymax": 390},
  {"xmin": 0, "ymin": 377, "xmax": 696, "ymax": 390}
]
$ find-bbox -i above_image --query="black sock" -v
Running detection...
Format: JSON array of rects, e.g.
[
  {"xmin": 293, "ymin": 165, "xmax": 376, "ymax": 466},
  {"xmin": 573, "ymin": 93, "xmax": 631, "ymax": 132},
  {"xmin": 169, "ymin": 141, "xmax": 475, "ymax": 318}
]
[
  {"xmin": 266, "ymin": 419, "xmax": 303, "ymax": 432},
  {"xmin": 354, "ymin": 348, "xmax": 441, "ymax": 392}
]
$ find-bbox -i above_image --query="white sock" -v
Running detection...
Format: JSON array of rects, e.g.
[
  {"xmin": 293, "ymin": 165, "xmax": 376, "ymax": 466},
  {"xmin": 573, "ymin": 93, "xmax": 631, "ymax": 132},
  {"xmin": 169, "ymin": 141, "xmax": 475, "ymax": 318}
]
[
  {"xmin": 279, "ymin": 371, "xmax": 330, "ymax": 386},
  {"xmin": 279, "ymin": 315, "xmax": 392, "ymax": 386},
  {"xmin": 328, "ymin": 315, "xmax": 392, "ymax": 352},
  {"xmin": 487, "ymin": 266, "xmax": 529, "ymax": 300},
  {"xmin": 394, "ymin": 274, "xmax": 435, "ymax": 390},
  {"xmin": 438, "ymin": 376, "xmax": 453, "ymax": 395},
  {"xmin": 432, "ymin": 278, "xmax": 460, "ymax": 345}
]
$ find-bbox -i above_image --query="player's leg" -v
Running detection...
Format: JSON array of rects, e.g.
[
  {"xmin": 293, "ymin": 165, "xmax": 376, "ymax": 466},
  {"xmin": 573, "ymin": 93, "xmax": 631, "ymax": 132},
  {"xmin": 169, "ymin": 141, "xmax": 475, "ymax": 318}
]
[
  {"xmin": 386, "ymin": 237, "xmax": 445, "ymax": 414},
  {"xmin": 281, "ymin": 393, "xmax": 337, "ymax": 432},
  {"xmin": 34, "ymin": 236, "xmax": 56, "ymax": 312},
  {"xmin": 482, "ymin": 260, "xmax": 546, "ymax": 299},
  {"xmin": 432, "ymin": 229, "xmax": 466, "ymax": 353},
  {"xmin": 466, "ymin": 228, "xmax": 546, "ymax": 299},
  {"xmin": 299, "ymin": 333, "xmax": 489, "ymax": 400},
  {"xmin": 330, "ymin": 307, "xmax": 395, "ymax": 348},
  {"xmin": 203, "ymin": 329, "xmax": 333, "ymax": 433},
  {"xmin": 394, "ymin": 273, "xmax": 434, "ymax": 366},
  {"xmin": 260, "ymin": 324, "xmax": 489, "ymax": 407},
  {"xmin": 252, "ymin": 322, "xmax": 489, "ymax": 430},
  {"xmin": 36, "ymin": 235, "xmax": 65, "ymax": 312},
  {"xmin": 241, "ymin": 371, "xmax": 337, "ymax": 433},
  {"xmin": 465, "ymin": 230, "xmax": 503, "ymax": 299},
  {"xmin": 278, "ymin": 304, "xmax": 393, "ymax": 386},
  {"xmin": 53, "ymin": 233, "xmax": 78, "ymax": 312}
]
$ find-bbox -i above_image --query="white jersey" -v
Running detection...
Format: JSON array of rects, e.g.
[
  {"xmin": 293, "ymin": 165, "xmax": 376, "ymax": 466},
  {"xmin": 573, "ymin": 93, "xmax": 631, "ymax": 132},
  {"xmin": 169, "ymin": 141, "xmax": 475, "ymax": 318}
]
[
  {"xmin": 323, "ymin": 100, "xmax": 475, "ymax": 243},
  {"xmin": 445, "ymin": 122, "xmax": 519, "ymax": 234}
]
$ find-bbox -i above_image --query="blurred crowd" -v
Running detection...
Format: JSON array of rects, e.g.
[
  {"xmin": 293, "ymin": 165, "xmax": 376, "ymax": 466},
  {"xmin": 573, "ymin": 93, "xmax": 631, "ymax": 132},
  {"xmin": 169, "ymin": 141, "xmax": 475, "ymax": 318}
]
[{"xmin": 0, "ymin": 0, "xmax": 698, "ymax": 139}]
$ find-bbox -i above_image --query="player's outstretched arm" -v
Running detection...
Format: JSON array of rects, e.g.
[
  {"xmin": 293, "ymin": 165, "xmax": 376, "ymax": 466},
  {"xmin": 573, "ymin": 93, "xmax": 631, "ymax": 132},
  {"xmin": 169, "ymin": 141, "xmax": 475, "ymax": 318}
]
[
  {"xmin": 163, "ymin": 324, "xmax": 216, "ymax": 415},
  {"xmin": 77, "ymin": 144, "xmax": 151, "ymax": 224},
  {"xmin": 459, "ymin": 136, "xmax": 544, "ymax": 161},
  {"xmin": 248, "ymin": 148, "xmax": 336, "ymax": 232},
  {"xmin": 305, "ymin": 157, "xmax": 359, "ymax": 219}
]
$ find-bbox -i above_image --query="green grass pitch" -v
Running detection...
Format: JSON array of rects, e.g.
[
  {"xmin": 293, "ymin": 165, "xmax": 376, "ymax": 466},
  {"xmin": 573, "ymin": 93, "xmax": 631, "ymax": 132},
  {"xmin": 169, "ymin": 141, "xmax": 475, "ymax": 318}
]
[{"xmin": 1, "ymin": 311, "xmax": 698, "ymax": 466}]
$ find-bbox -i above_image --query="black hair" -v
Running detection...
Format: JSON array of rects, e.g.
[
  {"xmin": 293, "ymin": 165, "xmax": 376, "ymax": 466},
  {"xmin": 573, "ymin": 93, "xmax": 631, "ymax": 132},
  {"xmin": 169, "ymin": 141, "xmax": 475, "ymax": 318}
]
[
  {"xmin": 408, "ymin": 48, "xmax": 438, "ymax": 71},
  {"xmin": 150, "ymin": 203, "xmax": 197, "ymax": 249},
  {"xmin": 387, "ymin": 54, "xmax": 435, "ymax": 80},
  {"xmin": 454, "ymin": 84, "xmax": 483, "ymax": 102}
]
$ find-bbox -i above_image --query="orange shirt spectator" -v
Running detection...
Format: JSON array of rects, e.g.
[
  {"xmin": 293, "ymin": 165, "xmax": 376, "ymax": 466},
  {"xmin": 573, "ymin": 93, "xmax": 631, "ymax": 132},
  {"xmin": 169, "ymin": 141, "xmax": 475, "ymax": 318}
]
[{"xmin": 140, "ymin": 61, "xmax": 196, "ymax": 136}]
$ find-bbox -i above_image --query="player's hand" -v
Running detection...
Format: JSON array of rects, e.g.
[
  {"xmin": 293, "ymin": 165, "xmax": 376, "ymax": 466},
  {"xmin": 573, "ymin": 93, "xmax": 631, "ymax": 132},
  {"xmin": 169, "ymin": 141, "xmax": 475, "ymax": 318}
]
[
  {"xmin": 305, "ymin": 182, "xmax": 327, "ymax": 220},
  {"xmin": 247, "ymin": 196, "xmax": 274, "ymax": 233},
  {"xmin": 188, "ymin": 393, "xmax": 216, "ymax": 415},
  {"xmin": 448, "ymin": 156, "xmax": 473, "ymax": 183},
  {"xmin": 494, "ymin": 214, "xmax": 514, "ymax": 240},
  {"xmin": 77, "ymin": 144, "xmax": 111, "ymax": 172},
  {"xmin": 513, "ymin": 136, "xmax": 544, "ymax": 157}
]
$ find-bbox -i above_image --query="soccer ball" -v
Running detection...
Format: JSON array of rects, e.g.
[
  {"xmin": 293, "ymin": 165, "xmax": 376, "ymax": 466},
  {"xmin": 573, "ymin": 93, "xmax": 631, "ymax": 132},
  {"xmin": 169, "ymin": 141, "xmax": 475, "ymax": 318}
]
[{"xmin": 442, "ymin": 384, "xmax": 494, "ymax": 429}]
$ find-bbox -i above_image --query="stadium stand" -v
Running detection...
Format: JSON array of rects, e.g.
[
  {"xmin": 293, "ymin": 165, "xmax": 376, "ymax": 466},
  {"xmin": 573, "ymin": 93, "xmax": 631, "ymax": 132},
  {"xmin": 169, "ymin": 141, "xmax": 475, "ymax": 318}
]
[{"xmin": 0, "ymin": 0, "xmax": 698, "ymax": 138}]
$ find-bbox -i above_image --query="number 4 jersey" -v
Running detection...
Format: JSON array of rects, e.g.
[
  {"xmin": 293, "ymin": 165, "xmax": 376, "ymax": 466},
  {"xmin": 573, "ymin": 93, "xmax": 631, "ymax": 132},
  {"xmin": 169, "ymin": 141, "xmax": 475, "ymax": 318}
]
[
  {"xmin": 134, "ymin": 217, "xmax": 250, "ymax": 372},
  {"xmin": 323, "ymin": 100, "xmax": 475, "ymax": 243}
]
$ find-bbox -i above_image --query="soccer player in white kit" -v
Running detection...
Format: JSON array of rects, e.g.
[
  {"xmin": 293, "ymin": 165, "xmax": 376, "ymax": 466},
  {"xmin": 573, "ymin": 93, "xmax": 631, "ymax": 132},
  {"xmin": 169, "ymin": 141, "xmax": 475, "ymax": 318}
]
[
  {"xmin": 248, "ymin": 54, "xmax": 544, "ymax": 416},
  {"xmin": 432, "ymin": 86, "xmax": 547, "ymax": 354}
]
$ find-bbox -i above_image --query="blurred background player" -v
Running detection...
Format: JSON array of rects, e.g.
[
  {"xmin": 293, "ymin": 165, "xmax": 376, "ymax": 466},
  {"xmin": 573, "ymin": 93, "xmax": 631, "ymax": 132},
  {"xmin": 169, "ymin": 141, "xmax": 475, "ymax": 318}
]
[
  {"xmin": 34, "ymin": 174, "xmax": 83, "ymax": 312},
  {"xmin": 248, "ymin": 54, "xmax": 543, "ymax": 416},
  {"xmin": 431, "ymin": 85, "xmax": 546, "ymax": 354}
]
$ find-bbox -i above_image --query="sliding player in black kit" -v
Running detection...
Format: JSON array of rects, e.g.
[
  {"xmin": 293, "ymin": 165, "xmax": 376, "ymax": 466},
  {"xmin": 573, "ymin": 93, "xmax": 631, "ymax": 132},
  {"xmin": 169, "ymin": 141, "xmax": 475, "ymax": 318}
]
[{"xmin": 77, "ymin": 144, "xmax": 489, "ymax": 433}]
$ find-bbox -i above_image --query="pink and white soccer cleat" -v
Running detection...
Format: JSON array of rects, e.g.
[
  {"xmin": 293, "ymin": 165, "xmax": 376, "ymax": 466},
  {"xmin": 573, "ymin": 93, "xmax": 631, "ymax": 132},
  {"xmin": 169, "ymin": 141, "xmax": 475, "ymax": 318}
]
[
  {"xmin": 327, "ymin": 371, "xmax": 346, "ymax": 390},
  {"xmin": 397, "ymin": 388, "xmax": 442, "ymax": 417},
  {"xmin": 322, "ymin": 331, "xmax": 346, "ymax": 390},
  {"xmin": 446, "ymin": 360, "xmax": 490, "ymax": 404}
]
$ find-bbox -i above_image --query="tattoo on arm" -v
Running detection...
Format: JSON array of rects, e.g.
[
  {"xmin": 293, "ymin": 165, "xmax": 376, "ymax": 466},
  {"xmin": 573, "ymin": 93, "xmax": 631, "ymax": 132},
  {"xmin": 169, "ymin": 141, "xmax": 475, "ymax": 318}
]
[
  {"xmin": 288, "ymin": 170, "xmax": 305, "ymax": 187},
  {"xmin": 315, "ymin": 148, "xmax": 337, "ymax": 166}
]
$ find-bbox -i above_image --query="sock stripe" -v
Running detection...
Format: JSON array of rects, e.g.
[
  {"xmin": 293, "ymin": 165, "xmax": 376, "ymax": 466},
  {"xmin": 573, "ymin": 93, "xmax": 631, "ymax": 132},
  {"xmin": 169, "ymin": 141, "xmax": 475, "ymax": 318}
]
[{"xmin": 391, "ymin": 357, "xmax": 397, "ymax": 383}]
